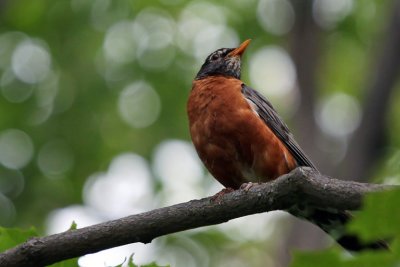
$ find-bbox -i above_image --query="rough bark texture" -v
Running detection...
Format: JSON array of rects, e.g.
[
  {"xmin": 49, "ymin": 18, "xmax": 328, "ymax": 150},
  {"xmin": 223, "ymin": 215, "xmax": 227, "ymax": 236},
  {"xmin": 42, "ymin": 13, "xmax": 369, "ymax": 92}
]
[{"xmin": 0, "ymin": 168, "xmax": 393, "ymax": 267}]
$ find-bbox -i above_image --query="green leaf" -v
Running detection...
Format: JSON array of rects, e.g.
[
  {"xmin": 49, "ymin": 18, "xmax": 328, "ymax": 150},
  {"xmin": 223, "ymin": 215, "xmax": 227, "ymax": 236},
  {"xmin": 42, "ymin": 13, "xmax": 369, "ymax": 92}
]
[
  {"xmin": 291, "ymin": 188, "xmax": 400, "ymax": 267},
  {"xmin": 0, "ymin": 226, "xmax": 38, "ymax": 252},
  {"xmin": 126, "ymin": 254, "xmax": 139, "ymax": 267},
  {"xmin": 291, "ymin": 247, "xmax": 398, "ymax": 267},
  {"xmin": 290, "ymin": 250, "xmax": 342, "ymax": 267},
  {"xmin": 348, "ymin": 189, "xmax": 400, "ymax": 241},
  {"xmin": 69, "ymin": 221, "xmax": 78, "ymax": 230},
  {"xmin": 345, "ymin": 252, "xmax": 397, "ymax": 267}
]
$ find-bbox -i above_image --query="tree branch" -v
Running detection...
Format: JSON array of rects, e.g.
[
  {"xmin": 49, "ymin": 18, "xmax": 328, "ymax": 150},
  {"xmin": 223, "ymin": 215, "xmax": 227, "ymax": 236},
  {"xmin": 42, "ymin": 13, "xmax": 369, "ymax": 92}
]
[{"xmin": 0, "ymin": 168, "xmax": 393, "ymax": 267}]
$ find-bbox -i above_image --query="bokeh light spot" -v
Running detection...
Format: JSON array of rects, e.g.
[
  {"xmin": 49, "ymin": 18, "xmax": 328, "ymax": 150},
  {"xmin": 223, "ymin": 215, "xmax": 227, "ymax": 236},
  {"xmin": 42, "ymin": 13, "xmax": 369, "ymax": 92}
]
[
  {"xmin": 46, "ymin": 205, "xmax": 102, "ymax": 235},
  {"xmin": 134, "ymin": 8, "xmax": 175, "ymax": 52},
  {"xmin": 217, "ymin": 211, "xmax": 289, "ymax": 242},
  {"xmin": 0, "ymin": 168, "xmax": 24, "ymax": 198},
  {"xmin": 1, "ymin": 69, "xmax": 34, "ymax": 103},
  {"xmin": 153, "ymin": 140, "xmax": 204, "ymax": 204},
  {"xmin": 27, "ymin": 105, "xmax": 53, "ymax": 126},
  {"xmin": 118, "ymin": 81, "xmax": 161, "ymax": 128},
  {"xmin": 249, "ymin": 46, "xmax": 296, "ymax": 98},
  {"xmin": 155, "ymin": 236, "xmax": 208, "ymax": 267},
  {"xmin": 177, "ymin": 2, "xmax": 239, "ymax": 61},
  {"xmin": 182, "ymin": 2, "xmax": 227, "ymax": 25},
  {"xmin": 316, "ymin": 92, "xmax": 361, "ymax": 138},
  {"xmin": 132, "ymin": 8, "xmax": 176, "ymax": 71},
  {"xmin": 137, "ymin": 44, "xmax": 175, "ymax": 71},
  {"xmin": 103, "ymin": 21, "xmax": 137, "ymax": 64},
  {"xmin": 0, "ymin": 129, "xmax": 34, "ymax": 169},
  {"xmin": 83, "ymin": 153, "xmax": 154, "ymax": 218},
  {"xmin": 192, "ymin": 25, "xmax": 238, "ymax": 61},
  {"xmin": 37, "ymin": 139, "xmax": 74, "ymax": 178},
  {"xmin": 11, "ymin": 40, "xmax": 51, "ymax": 84},
  {"xmin": 79, "ymin": 243, "xmax": 157, "ymax": 267},
  {"xmin": 257, "ymin": 0, "xmax": 295, "ymax": 35},
  {"xmin": 46, "ymin": 205, "xmax": 158, "ymax": 266},
  {"xmin": 34, "ymin": 72, "xmax": 59, "ymax": 108},
  {"xmin": 313, "ymin": 0, "xmax": 354, "ymax": 29}
]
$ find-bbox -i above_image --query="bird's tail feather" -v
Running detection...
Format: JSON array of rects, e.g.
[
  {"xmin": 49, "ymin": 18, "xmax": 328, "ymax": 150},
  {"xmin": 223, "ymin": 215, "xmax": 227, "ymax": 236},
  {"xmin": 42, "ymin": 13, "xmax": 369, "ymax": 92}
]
[{"xmin": 287, "ymin": 206, "xmax": 388, "ymax": 251}]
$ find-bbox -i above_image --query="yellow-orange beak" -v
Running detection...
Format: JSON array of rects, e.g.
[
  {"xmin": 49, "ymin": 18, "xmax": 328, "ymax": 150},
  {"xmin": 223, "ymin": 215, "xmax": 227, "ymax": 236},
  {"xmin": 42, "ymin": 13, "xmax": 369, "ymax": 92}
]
[{"xmin": 227, "ymin": 39, "xmax": 251, "ymax": 57}]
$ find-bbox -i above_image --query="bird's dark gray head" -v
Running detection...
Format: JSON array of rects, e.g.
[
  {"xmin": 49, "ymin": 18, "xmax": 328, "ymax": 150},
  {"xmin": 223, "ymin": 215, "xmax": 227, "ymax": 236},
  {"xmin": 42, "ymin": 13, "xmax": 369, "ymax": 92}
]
[{"xmin": 195, "ymin": 39, "xmax": 251, "ymax": 80}]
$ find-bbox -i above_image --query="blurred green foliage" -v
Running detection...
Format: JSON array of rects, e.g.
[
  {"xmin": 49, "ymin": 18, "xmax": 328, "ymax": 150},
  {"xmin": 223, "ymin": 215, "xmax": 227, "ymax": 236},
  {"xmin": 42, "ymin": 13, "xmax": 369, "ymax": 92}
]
[
  {"xmin": 0, "ymin": 226, "xmax": 37, "ymax": 252},
  {"xmin": 348, "ymin": 189, "xmax": 400, "ymax": 241},
  {"xmin": 0, "ymin": 0, "xmax": 399, "ymax": 266},
  {"xmin": 291, "ymin": 190, "xmax": 400, "ymax": 267}
]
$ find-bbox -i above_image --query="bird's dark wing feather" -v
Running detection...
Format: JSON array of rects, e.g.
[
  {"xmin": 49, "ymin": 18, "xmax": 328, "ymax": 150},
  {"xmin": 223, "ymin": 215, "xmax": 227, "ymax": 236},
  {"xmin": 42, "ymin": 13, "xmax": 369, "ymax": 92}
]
[{"xmin": 241, "ymin": 84, "xmax": 318, "ymax": 170}]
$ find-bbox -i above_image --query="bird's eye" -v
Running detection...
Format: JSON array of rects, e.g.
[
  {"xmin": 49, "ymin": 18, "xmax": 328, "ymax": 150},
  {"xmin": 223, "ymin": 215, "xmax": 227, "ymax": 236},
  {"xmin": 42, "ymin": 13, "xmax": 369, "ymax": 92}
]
[{"xmin": 210, "ymin": 54, "xmax": 219, "ymax": 61}]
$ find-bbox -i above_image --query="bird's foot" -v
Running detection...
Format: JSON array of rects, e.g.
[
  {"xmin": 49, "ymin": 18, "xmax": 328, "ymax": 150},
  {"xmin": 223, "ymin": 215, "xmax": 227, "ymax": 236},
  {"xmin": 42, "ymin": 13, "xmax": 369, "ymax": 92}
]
[
  {"xmin": 240, "ymin": 182, "xmax": 256, "ymax": 191},
  {"xmin": 211, "ymin": 187, "xmax": 235, "ymax": 203}
]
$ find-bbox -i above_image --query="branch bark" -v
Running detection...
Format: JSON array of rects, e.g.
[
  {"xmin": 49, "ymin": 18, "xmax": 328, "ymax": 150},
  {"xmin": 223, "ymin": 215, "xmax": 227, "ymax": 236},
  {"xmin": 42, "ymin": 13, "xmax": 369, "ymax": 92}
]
[{"xmin": 0, "ymin": 168, "xmax": 393, "ymax": 267}]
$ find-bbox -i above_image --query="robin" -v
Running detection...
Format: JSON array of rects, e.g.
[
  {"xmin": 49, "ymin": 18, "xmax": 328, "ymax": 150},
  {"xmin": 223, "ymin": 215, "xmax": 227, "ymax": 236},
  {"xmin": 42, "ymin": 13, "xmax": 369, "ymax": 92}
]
[{"xmin": 187, "ymin": 39, "xmax": 387, "ymax": 251}]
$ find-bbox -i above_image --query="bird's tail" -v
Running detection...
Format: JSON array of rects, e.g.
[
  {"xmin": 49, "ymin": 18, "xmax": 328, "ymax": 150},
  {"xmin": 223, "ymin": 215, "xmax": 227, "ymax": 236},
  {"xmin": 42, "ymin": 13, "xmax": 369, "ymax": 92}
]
[{"xmin": 287, "ymin": 206, "xmax": 388, "ymax": 251}]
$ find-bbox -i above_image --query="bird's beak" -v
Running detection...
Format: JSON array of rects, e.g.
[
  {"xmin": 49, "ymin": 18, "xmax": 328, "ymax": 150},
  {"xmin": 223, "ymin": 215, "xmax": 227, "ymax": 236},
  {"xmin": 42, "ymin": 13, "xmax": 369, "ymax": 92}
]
[{"xmin": 228, "ymin": 39, "xmax": 251, "ymax": 57}]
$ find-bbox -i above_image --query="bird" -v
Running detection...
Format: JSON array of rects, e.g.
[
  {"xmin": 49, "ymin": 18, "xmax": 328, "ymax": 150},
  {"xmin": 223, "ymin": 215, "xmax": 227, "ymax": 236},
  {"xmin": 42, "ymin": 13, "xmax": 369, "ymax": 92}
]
[{"xmin": 187, "ymin": 39, "xmax": 387, "ymax": 251}]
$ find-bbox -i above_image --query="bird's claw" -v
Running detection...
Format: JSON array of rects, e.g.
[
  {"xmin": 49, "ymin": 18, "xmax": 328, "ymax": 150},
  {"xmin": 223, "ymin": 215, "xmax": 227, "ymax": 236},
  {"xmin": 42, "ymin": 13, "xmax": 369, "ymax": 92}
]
[
  {"xmin": 240, "ymin": 182, "xmax": 255, "ymax": 191},
  {"xmin": 211, "ymin": 187, "xmax": 235, "ymax": 203}
]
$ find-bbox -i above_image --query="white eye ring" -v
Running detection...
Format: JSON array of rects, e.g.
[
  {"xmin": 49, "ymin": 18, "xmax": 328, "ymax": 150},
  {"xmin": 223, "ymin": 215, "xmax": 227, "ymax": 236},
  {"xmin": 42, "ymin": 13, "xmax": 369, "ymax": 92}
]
[{"xmin": 211, "ymin": 54, "xmax": 219, "ymax": 61}]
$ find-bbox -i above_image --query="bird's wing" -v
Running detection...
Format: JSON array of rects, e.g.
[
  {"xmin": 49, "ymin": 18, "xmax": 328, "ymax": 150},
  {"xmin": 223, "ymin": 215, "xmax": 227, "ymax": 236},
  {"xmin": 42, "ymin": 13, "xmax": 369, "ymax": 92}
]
[{"xmin": 241, "ymin": 84, "xmax": 318, "ymax": 170}]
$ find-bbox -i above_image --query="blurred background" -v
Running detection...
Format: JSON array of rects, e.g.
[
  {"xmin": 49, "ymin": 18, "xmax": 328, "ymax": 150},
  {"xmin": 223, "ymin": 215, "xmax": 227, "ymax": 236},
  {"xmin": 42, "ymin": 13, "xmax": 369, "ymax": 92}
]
[{"xmin": 0, "ymin": 0, "xmax": 400, "ymax": 266}]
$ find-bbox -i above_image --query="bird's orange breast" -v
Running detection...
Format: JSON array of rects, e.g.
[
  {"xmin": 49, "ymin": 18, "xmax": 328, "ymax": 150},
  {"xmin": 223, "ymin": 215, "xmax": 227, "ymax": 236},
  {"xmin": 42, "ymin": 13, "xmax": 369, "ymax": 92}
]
[{"xmin": 187, "ymin": 76, "xmax": 297, "ymax": 189}]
